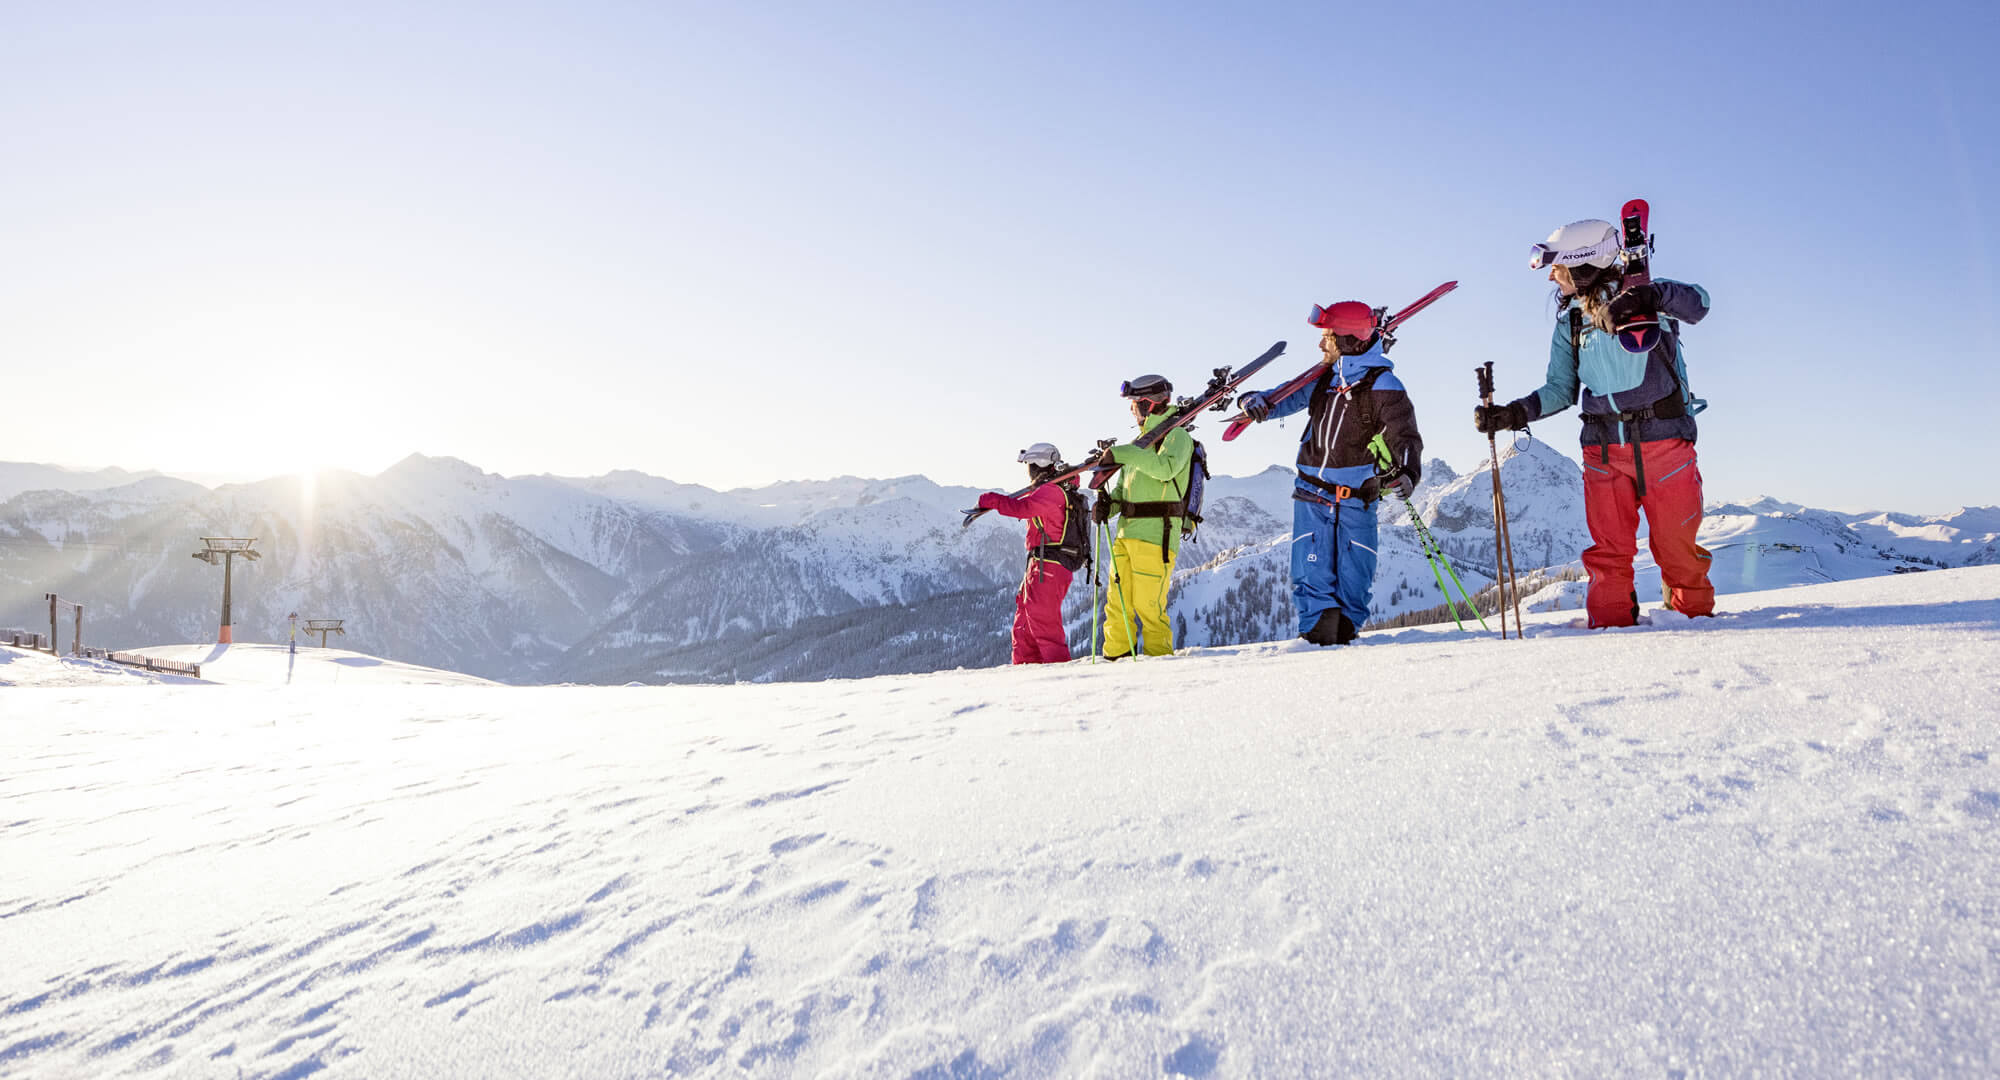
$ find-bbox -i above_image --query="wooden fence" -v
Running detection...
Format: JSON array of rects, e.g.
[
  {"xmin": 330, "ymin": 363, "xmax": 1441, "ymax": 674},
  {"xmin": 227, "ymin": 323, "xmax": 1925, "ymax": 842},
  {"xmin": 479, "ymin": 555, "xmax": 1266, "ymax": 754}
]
[
  {"xmin": 75, "ymin": 647, "xmax": 203, "ymax": 678},
  {"xmin": 2, "ymin": 629, "xmax": 51, "ymax": 652},
  {"xmin": 4, "ymin": 633, "xmax": 202, "ymax": 677}
]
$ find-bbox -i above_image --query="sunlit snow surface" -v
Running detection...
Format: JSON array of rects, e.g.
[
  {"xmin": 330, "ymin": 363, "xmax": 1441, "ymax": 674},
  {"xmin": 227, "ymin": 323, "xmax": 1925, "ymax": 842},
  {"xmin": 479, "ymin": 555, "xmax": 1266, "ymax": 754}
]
[
  {"xmin": 4, "ymin": 570, "xmax": 1998, "ymax": 1078},
  {"xmin": 124, "ymin": 644, "xmax": 499, "ymax": 688}
]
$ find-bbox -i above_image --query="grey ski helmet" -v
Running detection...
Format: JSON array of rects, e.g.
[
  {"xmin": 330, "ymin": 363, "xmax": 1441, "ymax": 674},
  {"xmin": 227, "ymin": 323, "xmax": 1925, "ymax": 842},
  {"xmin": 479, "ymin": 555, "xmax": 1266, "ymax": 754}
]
[{"xmin": 1017, "ymin": 443, "xmax": 1064, "ymax": 469}]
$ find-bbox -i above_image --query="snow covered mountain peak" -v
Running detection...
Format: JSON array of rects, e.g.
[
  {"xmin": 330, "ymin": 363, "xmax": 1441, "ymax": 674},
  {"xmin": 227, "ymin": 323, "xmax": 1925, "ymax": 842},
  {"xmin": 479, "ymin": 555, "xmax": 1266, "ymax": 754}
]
[
  {"xmin": 1719, "ymin": 495, "xmax": 1811, "ymax": 516},
  {"xmin": 380, "ymin": 452, "xmax": 496, "ymax": 486},
  {"xmin": 0, "ymin": 462, "xmax": 168, "ymax": 503}
]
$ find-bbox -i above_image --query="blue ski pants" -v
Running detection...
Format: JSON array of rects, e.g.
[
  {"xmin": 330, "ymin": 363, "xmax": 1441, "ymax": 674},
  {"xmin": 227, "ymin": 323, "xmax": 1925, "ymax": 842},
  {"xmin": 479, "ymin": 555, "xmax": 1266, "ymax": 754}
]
[{"xmin": 1290, "ymin": 495, "xmax": 1378, "ymax": 636}]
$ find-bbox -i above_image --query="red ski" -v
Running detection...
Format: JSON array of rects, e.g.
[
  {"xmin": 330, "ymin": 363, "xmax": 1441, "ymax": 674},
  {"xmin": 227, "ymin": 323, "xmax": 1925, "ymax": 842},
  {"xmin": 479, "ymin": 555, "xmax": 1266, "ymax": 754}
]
[
  {"xmin": 1219, "ymin": 280, "xmax": 1457, "ymax": 442},
  {"xmin": 1614, "ymin": 198, "xmax": 1660, "ymax": 353}
]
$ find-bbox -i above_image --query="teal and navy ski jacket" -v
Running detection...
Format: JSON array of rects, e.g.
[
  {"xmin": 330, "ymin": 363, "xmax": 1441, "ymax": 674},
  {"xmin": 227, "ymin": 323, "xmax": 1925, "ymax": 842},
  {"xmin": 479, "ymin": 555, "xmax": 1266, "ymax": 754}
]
[
  {"xmin": 1247, "ymin": 339, "xmax": 1423, "ymax": 502},
  {"xmin": 1514, "ymin": 278, "xmax": 1710, "ymax": 448}
]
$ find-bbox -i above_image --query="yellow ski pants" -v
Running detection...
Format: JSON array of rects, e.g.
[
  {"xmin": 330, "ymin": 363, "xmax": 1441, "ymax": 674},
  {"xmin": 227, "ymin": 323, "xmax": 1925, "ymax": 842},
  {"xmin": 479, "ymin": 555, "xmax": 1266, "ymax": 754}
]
[{"xmin": 1103, "ymin": 537, "xmax": 1176, "ymax": 657}]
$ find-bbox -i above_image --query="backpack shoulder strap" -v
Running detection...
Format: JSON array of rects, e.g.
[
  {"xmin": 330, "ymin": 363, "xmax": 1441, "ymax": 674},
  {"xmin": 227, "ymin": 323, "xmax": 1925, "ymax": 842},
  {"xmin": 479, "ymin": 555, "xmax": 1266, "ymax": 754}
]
[
  {"xmin": 1568, "ymin": 305, "xmax": 1583, "ymax": 371},
  {"xmin": 1351, "ymin": 366, "xmax": 1387, "ymax": 438}
]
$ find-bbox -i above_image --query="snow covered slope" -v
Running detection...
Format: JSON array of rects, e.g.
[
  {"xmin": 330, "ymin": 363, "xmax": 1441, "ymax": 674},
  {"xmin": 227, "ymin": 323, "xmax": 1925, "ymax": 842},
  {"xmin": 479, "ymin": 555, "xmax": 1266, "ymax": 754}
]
[
  {"xmin": 0, "ymin": 646, "xmax": 196, "ymax": 687},
  {"xmin": 0, "ymin": 643, "xmax": 493, "ymax": 687},
  {"xmin": 123, "ymin": 643, "xmax": 497, "ymax": 687},
  {"xmin": 3, "ymin": 568, "xmax": 1996, "ymax": 1078}
]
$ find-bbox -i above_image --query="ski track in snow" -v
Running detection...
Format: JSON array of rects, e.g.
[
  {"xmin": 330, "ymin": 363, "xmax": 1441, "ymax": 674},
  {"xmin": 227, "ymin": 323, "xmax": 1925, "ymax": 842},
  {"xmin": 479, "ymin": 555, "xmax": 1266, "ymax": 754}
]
[{"xmin": 2, "ymin": 569, "xmax": 1998, "ymax": 1078}]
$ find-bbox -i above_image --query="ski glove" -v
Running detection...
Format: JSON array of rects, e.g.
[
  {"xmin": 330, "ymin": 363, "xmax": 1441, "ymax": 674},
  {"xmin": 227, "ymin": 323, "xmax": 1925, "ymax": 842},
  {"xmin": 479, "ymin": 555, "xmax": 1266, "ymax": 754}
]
[
  {"xmin": 1092, "ymin": 493, "xmax": 1114, "ymax": 525},
  {"xmin": 976, "ymin": 492, "xmax": 1002, "ymax": 511},
  {"xmin": 1608, "ymin": 283, "xmax": 1660, "ymax": 324},
  {"xmin": 1474, "ymin": 402, "xmax": 1528, "ymax": 434},
  {"xmin": 1237, "ymin": 391, "xmax": 1271, "ymax": 422},
  {"xmin": 1383, "ymin": 469, "xmax": 1416, "ymax": 500}
]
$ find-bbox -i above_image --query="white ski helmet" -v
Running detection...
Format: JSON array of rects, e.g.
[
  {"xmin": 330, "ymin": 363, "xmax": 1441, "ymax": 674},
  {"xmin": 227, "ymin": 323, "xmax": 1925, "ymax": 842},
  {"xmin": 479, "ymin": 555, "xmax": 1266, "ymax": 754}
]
[
  {"xmin": 1017, "ymin": 443, "xmax": 1064, "ymax": 469},
  {"xmin": 1529, "ymin": 219, "xmax": 1620, "ymax": 270}
]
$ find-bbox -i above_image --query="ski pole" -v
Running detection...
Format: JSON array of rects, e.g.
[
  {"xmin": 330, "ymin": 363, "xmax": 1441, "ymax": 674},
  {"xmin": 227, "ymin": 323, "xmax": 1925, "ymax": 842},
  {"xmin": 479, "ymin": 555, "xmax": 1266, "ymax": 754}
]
[
  {"xmin": 1415, "ymin": 521, "xmax": 1488, "ymax": 631},
  {"xmin": 1096, "ymin": 520, "xmax": 1112, "ymax": 664},
  {"xmin": 1476, "ymin": 362, "xmax": 1524, "ymax": 638},
  {"xmin": 1412, "ymin": 522, "xmax": 1475, "ymax": 631},
  {"xmin": 1418, "ymin": 532, "xmax": 1465, "ymax": 631}
]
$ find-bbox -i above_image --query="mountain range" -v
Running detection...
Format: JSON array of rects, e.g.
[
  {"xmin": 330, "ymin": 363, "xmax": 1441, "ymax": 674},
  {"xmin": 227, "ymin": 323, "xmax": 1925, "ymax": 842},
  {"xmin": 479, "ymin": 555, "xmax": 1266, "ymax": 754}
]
[{"xmin": 2, "ymin": 446, "xmax": 1992, "ymax": 683}]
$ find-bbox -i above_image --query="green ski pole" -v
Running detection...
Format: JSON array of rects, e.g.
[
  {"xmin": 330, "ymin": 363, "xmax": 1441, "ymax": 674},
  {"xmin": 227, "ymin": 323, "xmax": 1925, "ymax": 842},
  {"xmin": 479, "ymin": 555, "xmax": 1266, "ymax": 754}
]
[
  {"xmin": 1369, "ymin": 433, "xmax": 1488, "ymax": 631},
  {"xmin": 1411, "ymin": 514, "xmax": 1487, "ymax": 631},
  {"xmin": 1096, "ymin": 512, "xmax": 1112, "ymax": 660}
]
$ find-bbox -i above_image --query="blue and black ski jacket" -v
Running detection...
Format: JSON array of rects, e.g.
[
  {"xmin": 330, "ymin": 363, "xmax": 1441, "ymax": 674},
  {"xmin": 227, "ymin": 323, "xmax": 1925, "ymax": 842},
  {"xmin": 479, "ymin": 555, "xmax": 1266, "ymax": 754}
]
[{"xmin": 1248, "ymin": 339, "xmax": 1423, "ymax": 504}]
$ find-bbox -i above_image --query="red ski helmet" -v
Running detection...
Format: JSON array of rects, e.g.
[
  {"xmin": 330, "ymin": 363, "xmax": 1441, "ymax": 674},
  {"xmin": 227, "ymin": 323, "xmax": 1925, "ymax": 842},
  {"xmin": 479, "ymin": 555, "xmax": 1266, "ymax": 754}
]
[{"xmin": 1307, "ymin": 300, "xmax": 1377, "ymax": 337}]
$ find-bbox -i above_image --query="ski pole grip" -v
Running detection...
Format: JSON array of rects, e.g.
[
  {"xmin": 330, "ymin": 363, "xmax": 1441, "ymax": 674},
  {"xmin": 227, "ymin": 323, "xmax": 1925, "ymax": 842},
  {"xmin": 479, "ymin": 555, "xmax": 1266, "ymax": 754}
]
[{"xmin": 1476, "ymin": 361, "xmax": 1496, "ymax": 405}]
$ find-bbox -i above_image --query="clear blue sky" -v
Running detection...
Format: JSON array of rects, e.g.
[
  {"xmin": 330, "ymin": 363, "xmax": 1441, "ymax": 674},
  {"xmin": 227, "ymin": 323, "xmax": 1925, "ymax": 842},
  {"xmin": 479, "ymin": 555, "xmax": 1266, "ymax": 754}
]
[{"xmin": 4, "ymin": 1, "xmax": 1994, "ymax": 513}]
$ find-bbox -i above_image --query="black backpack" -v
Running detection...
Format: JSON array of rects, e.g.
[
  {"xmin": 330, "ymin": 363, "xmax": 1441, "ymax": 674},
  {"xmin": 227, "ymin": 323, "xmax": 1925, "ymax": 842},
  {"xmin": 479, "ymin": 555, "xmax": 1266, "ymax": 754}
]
[
  {"xmin": 1179, "ymin": 438, "xmax": 1210, "ymax": 540},
  {"xmin": 1036, "ymin": 484, "xmax": 1093, "ymax": 575}
]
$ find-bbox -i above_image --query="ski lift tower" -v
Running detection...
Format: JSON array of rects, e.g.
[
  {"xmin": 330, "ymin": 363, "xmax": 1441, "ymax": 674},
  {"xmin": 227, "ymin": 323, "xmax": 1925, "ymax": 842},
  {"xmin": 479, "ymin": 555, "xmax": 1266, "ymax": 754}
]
[
  {"xmin": 303, "ymin": 619, "xmax": 345, "ymax": 648},
  {"xmin": 192, "ymin": 537, "xmax": 260, "ymax": 644}
]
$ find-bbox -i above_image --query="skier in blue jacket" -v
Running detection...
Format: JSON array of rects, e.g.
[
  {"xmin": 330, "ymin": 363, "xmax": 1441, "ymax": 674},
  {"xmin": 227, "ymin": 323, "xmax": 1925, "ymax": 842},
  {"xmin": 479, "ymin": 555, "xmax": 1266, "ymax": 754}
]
[{"xmin": 1236, "ymin": 300, "xmax": 1424, "ymax": 645}]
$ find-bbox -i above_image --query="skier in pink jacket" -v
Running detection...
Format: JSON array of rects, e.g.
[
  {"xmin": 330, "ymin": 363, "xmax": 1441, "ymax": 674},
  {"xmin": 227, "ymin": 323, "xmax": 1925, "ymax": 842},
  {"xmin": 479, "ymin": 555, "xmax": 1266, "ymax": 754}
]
[{"xmin": 973, "ymin": 443, "xmax": 1087, "ymax": 664}]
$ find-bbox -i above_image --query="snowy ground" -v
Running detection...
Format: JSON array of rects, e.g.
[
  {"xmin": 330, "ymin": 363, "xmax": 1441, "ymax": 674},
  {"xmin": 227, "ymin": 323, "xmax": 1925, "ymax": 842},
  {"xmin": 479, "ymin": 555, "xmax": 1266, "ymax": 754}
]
[
  {"xmin": 0, "ymin": 649, "xmax": 200, "ymax": 689},
  {"xmin": 126, "ymin": 644, "xmax": 499, "ymax": 687},
  {"xmin": 0, "ymin": 644, "xmax": 494, "ymax": 689},
  {"xmin": 3, "ymin": 569, "xmax": 1998, "ymax": 1078}
]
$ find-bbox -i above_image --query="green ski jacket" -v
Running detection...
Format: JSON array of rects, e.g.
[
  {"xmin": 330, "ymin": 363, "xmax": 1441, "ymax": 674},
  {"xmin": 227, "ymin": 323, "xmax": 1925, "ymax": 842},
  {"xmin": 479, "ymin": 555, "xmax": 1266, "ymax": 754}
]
[{"xmin": 1105, "ymin": 410, "xmax": 1195, "ymax": 560}]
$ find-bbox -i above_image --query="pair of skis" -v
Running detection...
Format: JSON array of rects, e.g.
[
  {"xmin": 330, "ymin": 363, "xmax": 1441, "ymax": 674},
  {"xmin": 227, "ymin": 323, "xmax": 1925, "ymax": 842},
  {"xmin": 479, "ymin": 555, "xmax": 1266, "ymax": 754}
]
[
  {"xmin": 1613, "ymin": 197, "xmax": 1660, "ymax": 353},
  {"xmin": 960, "ymin": 341, "xmax": 1286, "ymax": 528},
  {"xmin": 1218, "ymin": 280, "xmax": 1459, "ymax": 442}
]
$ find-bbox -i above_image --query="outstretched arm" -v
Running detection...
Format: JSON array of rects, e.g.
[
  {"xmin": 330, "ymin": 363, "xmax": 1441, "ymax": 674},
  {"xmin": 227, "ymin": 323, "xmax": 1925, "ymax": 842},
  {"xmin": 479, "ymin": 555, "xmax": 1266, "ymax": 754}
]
[
  {"xmin": 1244, "ymin": 377, "xmax": 1315, "ymax": 422},
  {"xmin": 976, "ymin": 484, "xmax": 1062, "ymax": 520},
  {"xmin": 1522, "ymin": 315, "xmax": 1583, "ymax": 421}
]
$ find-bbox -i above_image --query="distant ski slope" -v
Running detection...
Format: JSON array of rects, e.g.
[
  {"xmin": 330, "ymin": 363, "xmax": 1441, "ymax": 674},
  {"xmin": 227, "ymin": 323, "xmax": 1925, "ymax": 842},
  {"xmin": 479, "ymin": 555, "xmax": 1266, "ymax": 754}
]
[{"xmin": 0, "ymin": 643, "xmax": 496, "ymax": 687}]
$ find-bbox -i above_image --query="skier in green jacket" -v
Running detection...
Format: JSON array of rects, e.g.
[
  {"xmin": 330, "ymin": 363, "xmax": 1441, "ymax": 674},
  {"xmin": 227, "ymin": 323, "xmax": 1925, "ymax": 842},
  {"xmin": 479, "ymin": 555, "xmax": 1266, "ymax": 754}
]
[{"xmin": 1093, "ymin": 374, "xmax": 1195, "ymax": 658}]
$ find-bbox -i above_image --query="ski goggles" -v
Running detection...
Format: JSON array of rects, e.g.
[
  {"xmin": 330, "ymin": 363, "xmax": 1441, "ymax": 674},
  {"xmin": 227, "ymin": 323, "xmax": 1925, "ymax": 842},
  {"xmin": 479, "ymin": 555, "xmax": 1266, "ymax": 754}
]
[
  {"xmin": 1528, "ymin": 234, "xmax": 1622, "ymax": 270},
  {"xmin": 1307, "ymin": 300, "xmax": 1376, "ymax": 336},
  {"xmin": 1119, "ymin": 375, "xmax": 1171, "ymax": 400}
]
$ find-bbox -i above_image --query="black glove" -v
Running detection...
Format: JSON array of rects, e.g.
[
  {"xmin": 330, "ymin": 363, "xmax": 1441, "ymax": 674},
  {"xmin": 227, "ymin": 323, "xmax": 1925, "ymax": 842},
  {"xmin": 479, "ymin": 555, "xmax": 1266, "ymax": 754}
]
[
  {"xmin": 1474, "ymin": 402, "xmax": 1528, "ymax": 434},
  {"xmin": 1237, "ymin": 391, "xmax": 1271, "ymax": 422},
  {"xmin": 1092, "ymin": 493, "xmax": 1114, "ymax": 524},
  {"xmin": 1382, "ymin": 469, "xmax": 1416, "ymax": 500},
  {"xmin": 1608, "ymin": 283, "xmax": 1659, "ymax": 325}
]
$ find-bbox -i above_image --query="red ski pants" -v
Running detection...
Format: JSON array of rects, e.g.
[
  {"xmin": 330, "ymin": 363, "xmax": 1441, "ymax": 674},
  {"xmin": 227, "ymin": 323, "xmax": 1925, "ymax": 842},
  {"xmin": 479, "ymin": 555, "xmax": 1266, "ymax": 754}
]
[
  {"xmin": 1013, "ymin": 559, "xmax": 1073, "ymax": 664},
  {"xmin": 1580, "ymin": 438, "xmax": 1714, "ymax": 627}
]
